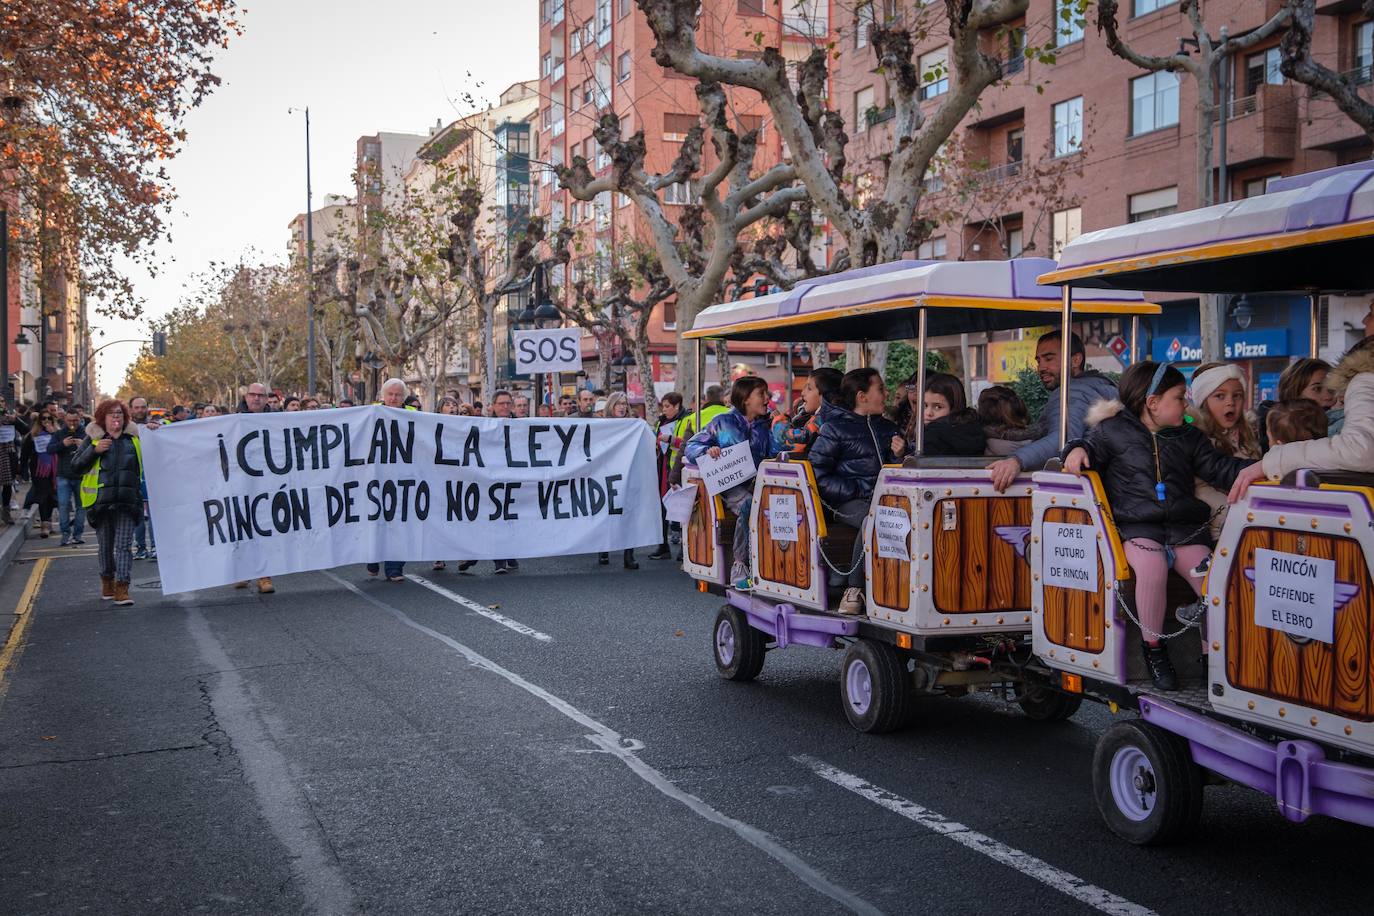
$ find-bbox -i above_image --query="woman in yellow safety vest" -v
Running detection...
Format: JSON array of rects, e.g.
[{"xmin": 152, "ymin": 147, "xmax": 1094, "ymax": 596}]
[{"xmin": 71, "ymin": 399, "xmax": 144, "ymax": 607}]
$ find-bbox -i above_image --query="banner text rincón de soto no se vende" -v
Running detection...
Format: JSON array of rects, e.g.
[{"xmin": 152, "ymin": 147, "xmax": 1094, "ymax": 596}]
[{"xmin": 142, "ymin": 406, "xmax": 663, "ymax": 593}]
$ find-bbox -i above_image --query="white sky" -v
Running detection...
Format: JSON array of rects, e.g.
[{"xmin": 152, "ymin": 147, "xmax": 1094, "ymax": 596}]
[{"xmin": 96, "ymin": 0, "xmax": 539, "ymax": 393}]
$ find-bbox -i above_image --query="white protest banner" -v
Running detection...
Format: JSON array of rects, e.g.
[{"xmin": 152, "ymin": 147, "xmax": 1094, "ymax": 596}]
[
  {"xmin": 697, "ymin": 441, "xmax": 756, "ymax": 496},
  {"xmin": 662, "ymin": 486, "xmax": 698, "ymax": 524},
  {"xmin": 1043, "ymin": 522, "xmax": 1098, "ymax": 592},
  {"xmin": 768, "ymin": 493, "xmax": 798, "ymax": 543},
  {"xmin": 0, "ymin": 424, "xmax": 14, "ymax": 444},
  {"xmin": 1253, "ymin": 548, "xmax": 1336, "ymax": 643},
  {"xmin": 141, "ymin": 407, "xmax": 661, "ymax": 594},
  {"xmin": 874, "ymin": 505, "xmax": 911, "ymax": 561},
  {"xmin": 513, "ymin": 327, "xmax": 583, "ymax": 375}
]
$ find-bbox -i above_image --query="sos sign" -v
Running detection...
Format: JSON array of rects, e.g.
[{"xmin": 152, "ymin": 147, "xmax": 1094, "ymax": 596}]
[{"xmin": 513, "ymin": 327, "xmax": 584, "ymax": 375}]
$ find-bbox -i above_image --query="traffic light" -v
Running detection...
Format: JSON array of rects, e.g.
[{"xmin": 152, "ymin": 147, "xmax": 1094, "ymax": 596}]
[{"xmin": 152, "ymin": 331, "xmax": 167, "ymax": 357}]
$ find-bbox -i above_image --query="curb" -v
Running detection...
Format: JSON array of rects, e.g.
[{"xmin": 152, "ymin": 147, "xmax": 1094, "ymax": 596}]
[{"xmin": 0, "ymin": 507, "xmax": 37, "ymax": 579}]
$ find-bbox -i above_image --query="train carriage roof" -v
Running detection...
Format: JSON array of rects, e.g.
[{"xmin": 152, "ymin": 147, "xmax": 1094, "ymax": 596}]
[
  {"xmin": 684, "ymin": 258, "xmax": 1158, "ymax": 343},
  {"xmin": 1037, "ymin": 161, "xmax": 1374, "ymax": 294}
]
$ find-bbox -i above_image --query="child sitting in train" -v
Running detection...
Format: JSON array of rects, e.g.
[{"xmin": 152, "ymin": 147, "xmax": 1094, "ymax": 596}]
[
  {"xmin": 915, "ymin": 373, "xmax": 986, "ymax": 457},
  {"xmin": 772, "ymin": 367, "xmax": 842, "ymax": 456},
  {"xmin": 1265, "ymin": 398, "xmax": 1330, "ymax": 448},
  {"xmin": 1063, "ymin": 361, "xmax": 1257, "ymax": 691},
  {"xmin": 1188, "ymin": 362, "xmax": 1261, "ymax": 541},
  {"xmin": 808, "ymin": 369, "xmax": 906, "ymax": 616},
  {"xmin": 683, "ymin": 376, "xmax": 776, "ymax": 591},
  {"xmin": 978, "ymin": 386, "xmax": 1036, "ymax": 457}
]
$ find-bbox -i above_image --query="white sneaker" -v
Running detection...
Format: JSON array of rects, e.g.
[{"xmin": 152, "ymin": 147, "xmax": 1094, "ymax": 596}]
[{"xmin": 838, "ymin": 587, "xmax": 864, "ymax": 616}]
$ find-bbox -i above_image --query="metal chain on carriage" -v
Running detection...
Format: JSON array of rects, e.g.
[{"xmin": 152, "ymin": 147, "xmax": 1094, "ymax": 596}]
[{"xmin": 1101, "ymin": 502, "xmax": 1229, "ymax": 643}]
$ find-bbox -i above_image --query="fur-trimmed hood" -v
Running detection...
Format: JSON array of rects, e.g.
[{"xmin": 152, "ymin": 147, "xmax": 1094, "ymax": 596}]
[
  {"xmin": 85, "ymin": 420, "xmax": 139, "ymax": 440},
  {"xmin": 1327, "ymin": 343, "xmax": 1374, "ymax": 395},
  {"xmin": 1084, "ymin": 398, "xmax": 1124, "ymax": 428}
]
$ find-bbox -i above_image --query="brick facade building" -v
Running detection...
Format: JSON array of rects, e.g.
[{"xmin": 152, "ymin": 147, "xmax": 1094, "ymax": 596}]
[{"xmin": 832, "ymin": 0, "xmax": 1373, "ymax": 396}]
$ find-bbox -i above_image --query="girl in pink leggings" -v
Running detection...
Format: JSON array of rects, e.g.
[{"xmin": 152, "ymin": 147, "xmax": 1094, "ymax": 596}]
[{"xmin": 1064, "ymin": 361, "xmax": 1256, "ymax": 690}]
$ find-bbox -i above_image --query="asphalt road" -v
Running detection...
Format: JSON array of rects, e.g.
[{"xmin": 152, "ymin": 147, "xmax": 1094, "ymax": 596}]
[{"xmin": 0, "ymin": 541, "xmax": 1368, "ymax": 915}]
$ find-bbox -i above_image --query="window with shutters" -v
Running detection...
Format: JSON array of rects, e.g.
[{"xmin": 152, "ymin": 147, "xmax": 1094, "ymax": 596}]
[
  {"xmin": 663, "ymin": 112, "xmax": 697, "ymax": 141},
  {"xmin": 918, "ymin": 48, "xmax": 949, "ymax": 100},
  {"xmin": 1127, "ymin": 187, "xmax": 1178, "ymax": 223}
]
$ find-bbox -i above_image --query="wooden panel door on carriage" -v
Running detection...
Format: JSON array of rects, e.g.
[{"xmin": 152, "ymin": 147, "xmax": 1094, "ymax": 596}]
[{"xmin": 1208, "ymin": 480, "xmax": 1374, "ymax": 758}]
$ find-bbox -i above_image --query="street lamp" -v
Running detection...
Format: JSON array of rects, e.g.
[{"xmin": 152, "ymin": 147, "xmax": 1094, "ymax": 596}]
[
  {"xmin": 614, "ymin": 352, "xmax": 636, "ymax": 396},
  {"xmin": 288, "ymin": 106, "xmax": 317, "ymax": 396},
  {"xmin": 1230, "ymin": 294, "xmax": 1254, "ymax": 331}
]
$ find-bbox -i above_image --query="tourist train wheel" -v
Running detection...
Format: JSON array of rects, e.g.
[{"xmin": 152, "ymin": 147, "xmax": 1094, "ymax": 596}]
[
  {"xmin": 1092, "ymin": 719, "xmax": 1204, "ymax": 845},
  {"xmin": 1012, "ymin": 681, "xmax": 1082, "ymax": 721},
  {"xmin": 839, "ymin": 639, "xmax": 913, "ymax": 734},
  {"xmin": 712, "ymin": 605, "xmax": 766, "ymax": 682}
]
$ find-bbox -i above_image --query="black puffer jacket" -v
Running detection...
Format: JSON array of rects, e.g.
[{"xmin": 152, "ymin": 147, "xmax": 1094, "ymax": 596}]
[
  {"xmin": 921, "ymin": 409, "xmax": 987, "ymax": 457},
  {"xmin": 1067, "ymin": 400, "xmax": 1255, "ymax": 546},
  {"xmin": 808, "ymin": 405, "xmax": 901, "ymax": 506},
  {"xmin": 70, "ymin": 421, "xmax": 143, "ymax": 522}
]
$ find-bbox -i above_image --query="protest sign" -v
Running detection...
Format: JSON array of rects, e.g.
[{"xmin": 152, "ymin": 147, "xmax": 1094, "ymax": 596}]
[
  {"xmin": 768, "ymin": 493, "xmax": 798, "ymax": 543},
  {"xmin": 874, "ymin": 506, "xmax": 910, "ymax": 561},
  {"xmin": 662, "ymin": 486, "xmax": 698, "ymax": 524},
  {"xmin": 1254, "ymin": 548, "xmax": 1336, "ymax": 643},
  {"xmin": 141, "ymin": 407, "xmax": 661, "ymax": 594},
  {"xmin": 513, "ymin": 327, "xmax": 583, "ymax": 375},
  {"xmin": 696, "ymin": 441, "xmax": 756, "ymax": 496},
  {"xmin": 1043, "ymin": 523, "xmax": 1098, "ymax": 592}
]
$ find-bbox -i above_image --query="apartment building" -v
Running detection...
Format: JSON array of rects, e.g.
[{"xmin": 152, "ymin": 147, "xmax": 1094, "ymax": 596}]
[
  {"xmin": 402, "ymin": 81, "xmax": 540, "ymax": 400},
  {"xmin": 833, "ymin": 0, "xmax": 1373, "ymax": 399},
  {"xmin": 355, "ymin": 129, "xmax": 429, "ymax": 252},
  {"xmin": 534, "ymin": 0, "xmax": 832, "ymax": 402},
  {"xmin": 287, "ymin": 194, "xmax": 357, "ymax": 264}
]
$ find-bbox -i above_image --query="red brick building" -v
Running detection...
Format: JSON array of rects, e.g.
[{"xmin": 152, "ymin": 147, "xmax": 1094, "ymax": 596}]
[
  {"xmin": 831, "ymin": 0, "xmax": 1373, "ymax": 392},
  {"xmin": 534, "ymin": 0, "xmax": 833, "ymax": 401}
]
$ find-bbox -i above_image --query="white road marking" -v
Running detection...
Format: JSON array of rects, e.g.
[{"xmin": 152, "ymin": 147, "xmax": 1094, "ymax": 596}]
[
  {"xmin": 181, "ymin": 596, "xmax": 355, "ymax": 915},
  {"xmin": 322, "ymin": 571, "xmax": 881, "ymax": 916},
  {"xmin": 794, "ymin": 755, "xmax": 1157, "ymax": 916},
  {"xmin": 403, "ymin": 573, "xmax": 553, "ymax": 642}
]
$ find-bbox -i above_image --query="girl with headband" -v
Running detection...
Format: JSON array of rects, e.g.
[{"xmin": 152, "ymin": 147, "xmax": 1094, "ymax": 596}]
[
  {"xmin": 1063, "ymin": 361, "xmax": 1257, "ymax": 691},
  {"xmin": 1188, "ymin": 361, "xmax": 1260, "ymax": 540}
]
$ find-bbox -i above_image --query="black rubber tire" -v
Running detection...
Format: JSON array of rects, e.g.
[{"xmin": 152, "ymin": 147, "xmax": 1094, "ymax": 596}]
[
  {"xmin": 712, "ymin": 605, "xmax": 766, "ymax": 681},
  {"xmin": 1092, "ymin": 719, "xmax": 1205, "ymax": 845},
  {"xmin": 1014, "ymin": 681, "xmax": 1083, "ymax": 721},
  {"xmin": 839, "ymin": 639, "xmax": 912, "ymax": 734}
]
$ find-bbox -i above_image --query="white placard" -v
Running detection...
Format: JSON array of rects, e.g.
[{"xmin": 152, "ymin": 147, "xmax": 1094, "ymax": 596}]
[
  {"xmin": 140, "ymin": 407, "xmax": 661, "ymax": 594},
  {"xmin": 0, "ymin": 424, "xmax": 14, "ymax": 444},
  {"xmin": 513, "ymin": 327, "xmax": 583, "ymax": 375},
  {"xmin": 768, "ymin": 493, "xmax": 798, "ymax": 542},
  {"xmin": 662, "ymin": 485, "xmax": 698, "ymax": 524},
  {"xmin": 1253, "ymin": 548, "xmax": 1336, "ymax": 643},
  {"xmin": 697, "ymin": 441, "xmax": 756, "ymax": 496},
  {"xmin": 874, "ymin": 505, "xmax": 911, "ymax": 561},
  {"xmin": 1043, "ymin": 523, "xmax": 1098, "ymax": 592}
]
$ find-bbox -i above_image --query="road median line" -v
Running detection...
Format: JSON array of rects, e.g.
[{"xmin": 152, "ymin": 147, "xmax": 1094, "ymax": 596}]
[
  {"xmin": 403, "ymin": 573, "xmax": 553, "ymax": 642},
  {"xmin": 0, "ymin": 557, "xmax": 52, "ymax": 709},
  {"xmin": 793, "ymin": 754, "xmax": 1156, "ymax": 916},
  {"xmin": 323, "ymin": 571, "xmax": 880, "ymax": 916}
]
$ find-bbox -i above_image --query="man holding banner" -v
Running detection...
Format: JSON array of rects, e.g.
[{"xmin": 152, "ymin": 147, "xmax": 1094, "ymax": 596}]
[{"xmin": 683, "ymin": 377, "xmax": 774, "ymax": 591}]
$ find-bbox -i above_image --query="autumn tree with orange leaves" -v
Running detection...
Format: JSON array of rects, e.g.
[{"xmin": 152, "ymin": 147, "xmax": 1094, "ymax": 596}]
[{"xmin": 1, "ymin": 0, "xmax": 240, "ymax": 319}]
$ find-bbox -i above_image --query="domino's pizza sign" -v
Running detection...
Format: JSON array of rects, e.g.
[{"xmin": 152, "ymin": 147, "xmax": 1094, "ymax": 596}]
[{"xmin": 1153, "ymin": 329, "xmax": 1289, "ymax": 363}]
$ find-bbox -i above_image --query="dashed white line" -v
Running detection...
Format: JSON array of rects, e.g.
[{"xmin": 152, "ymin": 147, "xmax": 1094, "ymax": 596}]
[
  {"xmin": 403, "ymin": 573, "xmax": 553, "ymax": 642},
  {"xmin": 794, "ymin": 755, "xmax": 1157, "ymax": 916},
  {"xmin": 323, "ymin": 571, "xmax": 882, "ymax": 916}
]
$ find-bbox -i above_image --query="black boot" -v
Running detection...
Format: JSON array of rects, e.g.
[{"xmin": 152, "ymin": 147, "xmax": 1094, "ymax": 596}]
[
  {"xmin": 1142, "ymin": 643, "xmax": 1179, "ymax": 691},
  {"xmin": 648, "ymin": 545, "xmax": 672, "ymax": 560},
  {"xmin": 598, "ymin": 552, "xmax": 609, "ymax": 566},
  {"xmin": 623, "ymin": 548, "xmax": 638, "ymax": 570}
]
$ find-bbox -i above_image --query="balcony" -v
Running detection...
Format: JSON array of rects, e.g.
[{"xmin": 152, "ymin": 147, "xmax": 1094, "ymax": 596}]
[
  {"xmin": 1300, "ymin": 67, "xmax": 1374, "ymax": 151},
  {"xmin": 864, "ymin": 102, "xmax": 895, "ymax": 127},
  {"xmin": 972, "ymin": 160, "xmax": 1024, "ymax": 186},
  {"xmin": 1222, "ymin": 82, "xmax": 1297, "ymax": 167}
]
